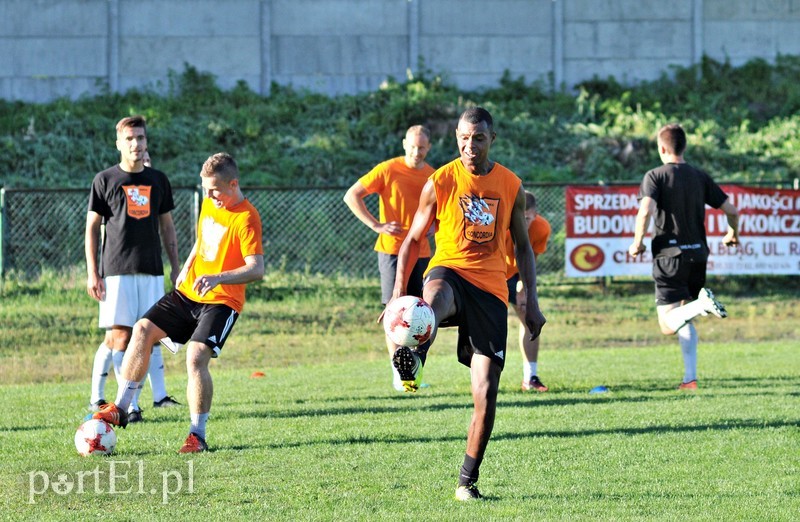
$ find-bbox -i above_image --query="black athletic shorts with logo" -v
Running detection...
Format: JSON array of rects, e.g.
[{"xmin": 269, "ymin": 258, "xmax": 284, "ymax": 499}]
[
  {"xmin": 143, "ymin": 290, "xmax": 239, "ymax": 358},
  {"xmin": 424, "ymin": 266, "xmax": 508, "ymax": 369},
  {"xmin": 652, "ymin": 254, "xmax": 707, "ymax": 305}
]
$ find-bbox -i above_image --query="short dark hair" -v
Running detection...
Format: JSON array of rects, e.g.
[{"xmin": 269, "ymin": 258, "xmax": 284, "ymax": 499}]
[
  {"xmin": 524, "ymin": 190, "xmax": 537, "ymax": 210},
  {"xmin": 658, "ymin": 123, "xmax": 687, "ymax": 156},
  {"xmin": 201, "ymin": 152, "xmax": 239, "ymax": 181},
  {"xmin": 459, "ymin": 107, "xmax": 493, "ymax": 133},
  {"xmin": 116, "ymin": 115, "xmax": 146, "ymax": 135}
]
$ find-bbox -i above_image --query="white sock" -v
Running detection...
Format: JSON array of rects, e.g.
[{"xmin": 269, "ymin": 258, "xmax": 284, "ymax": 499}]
[
  {"xmin": 111, "ymin": 350, "xmax": 125, "ymax": 380},
  {"xmin": 90, "ymin": 343, "xmax": 113, "ymax": 404},
  {"xmin": 130, "ymin": 379, "xmax": 144, "ymax": 412},
  {"xmin": 190, "ymin": 412, "xmax": 210, "ymax": 439},
  {"xmin": 523, "ymin": 361, "xmax": 537, "ymax": 382},
  {"xmin": 663, "ymin": 299, "xmax": 707, "ymax": 332},
  {"xmin": 148, "ymin": 345, "xmax": 168, "ymax": 403},
  {"xmin": 115, "ymin": 379, "xmax": 140, "ymax": 412},
  {"xmin": 677, "ymin": 322, "xmax": 698, "ymax": 383}
]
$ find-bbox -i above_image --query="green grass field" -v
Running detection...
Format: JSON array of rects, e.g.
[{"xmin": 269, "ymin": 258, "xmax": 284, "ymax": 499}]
[{"xmin": 1, "ymin": 276, "xmax": 798, "ymax": 520}]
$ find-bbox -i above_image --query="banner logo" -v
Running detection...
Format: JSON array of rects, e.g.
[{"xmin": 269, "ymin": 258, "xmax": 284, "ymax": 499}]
[{"xmin": 570, "ymin": 243, "xmax": 605, "ymax": 272}]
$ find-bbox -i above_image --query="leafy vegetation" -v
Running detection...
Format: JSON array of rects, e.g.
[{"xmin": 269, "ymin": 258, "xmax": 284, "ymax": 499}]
[{"xmin": 1, "ymin": 56, "xmax": 798, "ymax": 189}]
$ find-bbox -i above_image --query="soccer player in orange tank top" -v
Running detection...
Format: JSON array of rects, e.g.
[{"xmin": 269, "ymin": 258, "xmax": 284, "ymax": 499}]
[
  {"xmin": 94, "ymin": 153, "xmax": 265, "ymax": 453},
  {"xmin": 388, "ymin": 107, "xmax": 546, "ymax": 501}
]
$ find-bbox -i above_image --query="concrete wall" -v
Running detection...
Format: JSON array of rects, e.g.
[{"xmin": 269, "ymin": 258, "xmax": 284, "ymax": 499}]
[{"xmin": 1, "ymin": 0, "xmax": 799, "ymax": 102}]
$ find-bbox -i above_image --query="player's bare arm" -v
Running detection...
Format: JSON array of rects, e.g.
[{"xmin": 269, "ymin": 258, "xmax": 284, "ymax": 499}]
[
  {"xmin": 392, "ymin": 180, "xmax": 437, "ymax": 300},
  {"xmin": 510, "ymin": 188, "xmax": 545, "ymax": 340},
  {"xmin": 84, "ymin": 211, "xmax": 105, "ymax": 301},
  {"xmin": 158, "ymin": 211, "xmax": 180, "ymax": 287},
  {"xmin": 343, "ymin": 181, "xmax": 402, "ymax": 236},
  {"xmin": 176, "ymin": 242, "xmax": 198, "ymax": 289},
  {"xmin": 193, "ymin": 254, "xmax": 265, "ymax": 297},
  {"xmin": 629, "ymin": 196, "xmax": 656, "ymax": 257},
  {"xmin": 720, "ymin": 199, "xmax": 740, "ymax": 246}
]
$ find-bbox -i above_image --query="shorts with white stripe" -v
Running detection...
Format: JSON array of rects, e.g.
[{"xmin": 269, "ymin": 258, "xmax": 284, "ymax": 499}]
[{"xmin": 143, "ymin": 290, "xmax": 239, "ymax": 358}]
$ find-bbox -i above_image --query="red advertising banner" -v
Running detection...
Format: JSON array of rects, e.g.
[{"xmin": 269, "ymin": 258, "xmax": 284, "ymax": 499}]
[{"xmin": 564, "ymin": 185, "xmax": 800, "ymax": 277}]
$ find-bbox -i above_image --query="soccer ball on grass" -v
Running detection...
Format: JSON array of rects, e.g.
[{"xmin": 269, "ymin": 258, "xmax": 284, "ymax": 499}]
[
  {"xmin": 75, "ymin": 419, "xmax": 117, "ymax": 456},
  {"xmin": 383, "ymin": 295, "xmax": 435, "ymax": 347}
]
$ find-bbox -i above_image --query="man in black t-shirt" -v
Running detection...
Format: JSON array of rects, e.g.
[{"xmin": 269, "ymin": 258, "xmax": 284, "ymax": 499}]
[
  {"xmin": 629, "ymin": 123, "xmax": 739, "ymax": 390},
  {"xmin": 85, "ymin": 116, "xmax": 182, "ymax": 419}
]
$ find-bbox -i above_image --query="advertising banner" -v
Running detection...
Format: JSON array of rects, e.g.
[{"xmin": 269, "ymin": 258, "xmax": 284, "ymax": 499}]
[{"xmin": 564, "ymin": 185, "xmax": 800, "ymax": 277}]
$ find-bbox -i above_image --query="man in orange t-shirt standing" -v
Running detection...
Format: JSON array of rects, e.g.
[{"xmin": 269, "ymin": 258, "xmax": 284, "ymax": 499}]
[
  {"xmin": 505, "ymin": 191, "xmax": 552, "ymax": 392},
  {"xmin": 390, "ymin": 108, "xmax": 546, "ymax": 501},
  {"xmin": 344, "ymin": 125, "xmax": 435, "ymax": 391},
  {"xmin": 94, "ymin": 153, "xmax": 264, "ymax": 453}
]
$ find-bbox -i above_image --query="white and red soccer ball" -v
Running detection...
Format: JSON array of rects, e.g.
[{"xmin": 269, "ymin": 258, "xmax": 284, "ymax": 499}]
[
  {"xmin": 383, "ymin": 295, "xmax": 435, "ymax": 347},
  {"xmin": 75, "ymin": 419, "xmax": 117, "ymax": 456}
]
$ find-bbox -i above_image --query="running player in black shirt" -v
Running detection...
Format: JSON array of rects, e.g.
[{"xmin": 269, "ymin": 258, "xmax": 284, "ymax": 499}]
[{"xmin": 629, "ymin": 123, "xmax": 739, "ymax": 390}]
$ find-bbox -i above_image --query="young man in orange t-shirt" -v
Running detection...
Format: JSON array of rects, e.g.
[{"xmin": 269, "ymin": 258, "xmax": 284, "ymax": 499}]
[
  {"xmin": 94, "ymin": 153, "xmax": 264, "ymax": 453},
  {"xmin": 343, "ymin": 125, "xmax": 435, "ymax": 391},
  {"xmin": 389, "ymin": 108, "xmax": 546, "ymax": 501},
  {"xmin": 505, "ymin": 191, "xmax": 552, "ymax": 392}
]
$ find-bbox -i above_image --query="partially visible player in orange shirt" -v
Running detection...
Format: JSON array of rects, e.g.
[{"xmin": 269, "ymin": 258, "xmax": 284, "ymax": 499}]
[
  {"xmin": 505, "ymin": 191, "xmax": 552, "ymax": 392},
  {"xmin": 343, "ymin": 125, "xmax": 435, "ymax": 391},
  {"xmin": 94, "ymin": 153, "xmax": 264, "ymax": 454}
]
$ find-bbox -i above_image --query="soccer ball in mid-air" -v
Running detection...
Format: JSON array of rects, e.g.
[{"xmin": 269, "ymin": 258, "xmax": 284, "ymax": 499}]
[
  {"xmin": 75, "ymin": 419, "xmax": 117, "ymax": 456},
  {"xmin": 383, "ymin": 295, "xmax": 435, "ymax": 347}
]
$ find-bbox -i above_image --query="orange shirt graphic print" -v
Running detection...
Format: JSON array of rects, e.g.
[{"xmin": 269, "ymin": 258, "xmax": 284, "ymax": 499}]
[
  {"xmin": 459, "ymin": 194, "xmax": 499, "ymax": 244},
  {"xmin": 199, "ymin": 216, "xmax": 228, "ymax": 262},
  {"xmin": 123, "ymin": 185, "xmax": 151, "ymax": 219}
]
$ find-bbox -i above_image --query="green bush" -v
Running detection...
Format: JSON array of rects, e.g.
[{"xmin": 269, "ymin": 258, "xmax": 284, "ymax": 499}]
[{"xmin": 1, "ymin": 57, "xmax": 798, "ymax": 189}]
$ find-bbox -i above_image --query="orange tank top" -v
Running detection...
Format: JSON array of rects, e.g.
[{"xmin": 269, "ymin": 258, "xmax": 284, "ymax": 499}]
[{"xmin": 426, "ymin": 159, "xmax": 521, "ymax": 303}]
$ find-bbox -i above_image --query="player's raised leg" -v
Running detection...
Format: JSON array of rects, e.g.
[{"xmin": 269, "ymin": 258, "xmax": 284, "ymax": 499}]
[{"xmin": 392, "ymin": 280, "xmax": 453, "ymax": 392}]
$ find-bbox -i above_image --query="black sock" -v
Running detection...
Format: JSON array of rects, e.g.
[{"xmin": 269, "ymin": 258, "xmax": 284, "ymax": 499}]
[
  {"xmin": 413, "ymin": 340, "xmax": 430, "ymax": 365},
  {"xmin": 458, "ymin": 454, "xmax": 481, "ymax": 486}
]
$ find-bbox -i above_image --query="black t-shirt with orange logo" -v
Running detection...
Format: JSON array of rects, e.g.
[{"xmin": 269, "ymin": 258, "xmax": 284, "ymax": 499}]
[{"xmin": 88, "ymin": 164, "xmax": 175, "ymax": 277}]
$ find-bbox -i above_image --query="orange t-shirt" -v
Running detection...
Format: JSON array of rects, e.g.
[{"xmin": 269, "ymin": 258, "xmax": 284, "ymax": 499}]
[
  {"xmin": 358, "ymin": 157, "xmax": 434, "ymax": 257},
  {"xmin": 505, "ymin": 214, "xmax": 552, "ymax": 278},
  {"xmin": 426, "ymin": 159, "xmax": 522, "ymax": 303},
  {"xmin": 178, "ymin": 197, "xmax": 263, "ymax": 313}
]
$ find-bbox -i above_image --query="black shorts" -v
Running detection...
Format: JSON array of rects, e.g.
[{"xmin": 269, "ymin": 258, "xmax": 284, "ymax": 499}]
[
  {"xmin": 506, "ymin": 274, "xmax": 520, "ymax": 306},
  {"xmin": 378, "ymin": 253, "xmax": 429, "ymax": 304},
  {"xmin": 653, "ymin": 255, "xmax": 707, "ymax": 305},
  {"xmin": 424, "ymin": 266, "xmax": 507, "ymax": 370},
  {"xmin": 143, "ymin": 290, "xmax": 239, "ymax": 358}
]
